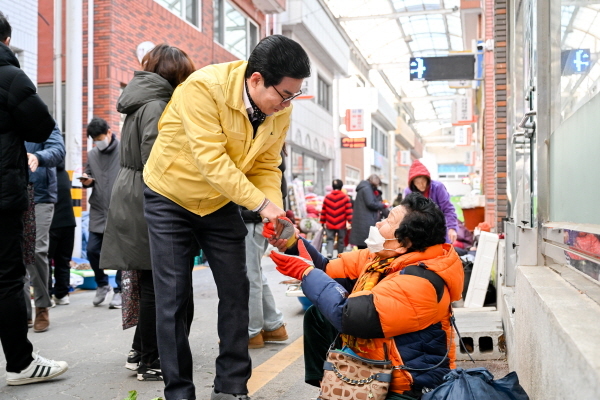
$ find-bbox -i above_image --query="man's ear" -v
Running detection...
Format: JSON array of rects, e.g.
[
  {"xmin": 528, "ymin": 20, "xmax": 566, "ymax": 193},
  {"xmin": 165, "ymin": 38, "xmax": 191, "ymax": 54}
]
[
  {"xmin": 2, "ymin": 37, "xmax": 10, "ymax": 46},
  {"xmin": 248, "ymin": 72, "xmax": 262, "ymax": 88}
]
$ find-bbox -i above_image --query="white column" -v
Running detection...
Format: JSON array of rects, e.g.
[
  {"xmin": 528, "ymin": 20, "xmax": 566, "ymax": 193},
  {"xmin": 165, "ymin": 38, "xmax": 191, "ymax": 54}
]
[
  {"xmin": 53, "ymin": 0, "xmax": 62, "ymax": 131},
  {"xmin": 66, "ymin": 0, "xmax": 83, "ymax": 257}
]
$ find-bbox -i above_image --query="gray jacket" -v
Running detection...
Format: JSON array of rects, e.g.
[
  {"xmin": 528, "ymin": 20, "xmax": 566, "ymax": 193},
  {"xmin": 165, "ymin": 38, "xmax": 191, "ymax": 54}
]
[
  {"xmin": 84, "ymin": 133, "xmax": 120, "ymax": 233},
  {"xmin": 100, "ymin": 71, "xmax": 173, "ymax": 270}
]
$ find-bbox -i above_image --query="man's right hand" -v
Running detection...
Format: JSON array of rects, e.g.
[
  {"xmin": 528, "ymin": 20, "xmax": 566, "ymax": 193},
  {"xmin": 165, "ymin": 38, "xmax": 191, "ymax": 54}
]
[
  {"xmin": 78, "ymin": 173, "xmax": 94, "ymax": 186},
  {"xmin": 259, "ymin": 200, "xmax": 285, "ymax": 223}
]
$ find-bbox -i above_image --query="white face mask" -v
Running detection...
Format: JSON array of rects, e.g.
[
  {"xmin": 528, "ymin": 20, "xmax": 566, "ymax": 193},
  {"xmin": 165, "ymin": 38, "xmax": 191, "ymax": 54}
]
[
  {"xmin": 94, "ymin": 136, "xmax": 110, "ymax": 151},
  {"xmin": 365, "ymin": 226, "xmax": 396, "ymax": 253}
]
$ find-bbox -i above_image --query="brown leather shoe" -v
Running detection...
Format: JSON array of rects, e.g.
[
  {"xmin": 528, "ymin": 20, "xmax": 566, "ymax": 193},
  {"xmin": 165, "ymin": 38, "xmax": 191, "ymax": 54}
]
[
  {"xmin": 248, "ymin": 332, "xmax": 265, "ymax": 349},
  {"xmin": 262, "ymin": 324, "xmax": 288, "ymax": 342},
  {"xmin": 33, "ymin": 307, "xmax": 49, "ymax": 332}
]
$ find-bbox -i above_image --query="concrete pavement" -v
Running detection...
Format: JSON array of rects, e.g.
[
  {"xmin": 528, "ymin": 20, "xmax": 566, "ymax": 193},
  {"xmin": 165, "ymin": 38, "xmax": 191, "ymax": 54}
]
[{"xmin": 1, "ymin": 255, "xmax": 508, "ymax": 400}]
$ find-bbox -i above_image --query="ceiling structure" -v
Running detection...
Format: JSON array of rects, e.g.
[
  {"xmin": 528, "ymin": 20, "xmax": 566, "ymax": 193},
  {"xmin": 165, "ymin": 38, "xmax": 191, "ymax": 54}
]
[{"xmin": 323, "ymin": 0, "xmax": 465, "ymax": 137}]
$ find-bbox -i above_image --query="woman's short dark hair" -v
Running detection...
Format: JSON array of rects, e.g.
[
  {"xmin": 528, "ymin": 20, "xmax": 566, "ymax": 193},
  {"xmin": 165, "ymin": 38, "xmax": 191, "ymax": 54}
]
[
  {"xmin": 0, "ymin": 12, "xmax": 11, "ymax": 43},
  {"xmin": 87, "ymin": 117, "xmax": 110, "ymax": 138},
  {"xmin": 395, "ymin": 192, "xmax": 447, "ymax": 252},
  {"xmin": 245, "ymin": 35, "xmax": 311, "ymax": 87},
  {"xmin": 141, "ymin": 44, "xmax": 196, "ymax": 88}
]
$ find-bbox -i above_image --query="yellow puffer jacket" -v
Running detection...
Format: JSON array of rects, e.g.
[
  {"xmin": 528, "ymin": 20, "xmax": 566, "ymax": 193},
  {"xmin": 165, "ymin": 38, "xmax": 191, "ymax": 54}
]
[{"xmin": 144, "ymin": 60, "xmax": 290, "ymax": 216}]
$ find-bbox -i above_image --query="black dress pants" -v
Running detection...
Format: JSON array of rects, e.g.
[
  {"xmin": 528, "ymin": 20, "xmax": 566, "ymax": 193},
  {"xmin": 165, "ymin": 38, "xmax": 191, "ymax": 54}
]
[
  {"xmin": 144, "ymin": 188, "xmax": 250, "ymax": 400},
  {"xmin": 48, "ymin": 226, "xmax": 75, "ymax": 299},
  {"xmin": 0, "ymin": 211, "xmax": 34, "ymax": 372}
]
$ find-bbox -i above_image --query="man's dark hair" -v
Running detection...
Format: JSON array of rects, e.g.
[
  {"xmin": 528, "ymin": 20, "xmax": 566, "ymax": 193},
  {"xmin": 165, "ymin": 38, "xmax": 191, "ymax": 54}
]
[
  {"xmin": 0, "ymin": 12, "xmax": 11, "ymax": 43},
  {"xmin": 332, "ymin": 179, "xmax": 343, "ymax": 190},
  {"xmin": 87, "ymin": 117, "xmax": 110, "ymax": 138},
  {"xmin": 245, "ymin": 35, "xmax": 311, "ymax": 87},
  {"xmin": 395, "ymin": 192, "xmax": 446, "ymax": 252}
]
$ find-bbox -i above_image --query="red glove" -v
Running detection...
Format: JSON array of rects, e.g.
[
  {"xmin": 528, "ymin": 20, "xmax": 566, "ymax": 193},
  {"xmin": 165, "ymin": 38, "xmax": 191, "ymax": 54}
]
[
  {"xmin": 262, "ymin": 221, "xmax": 275, "ymax": 239},
  {"xmin": 262, "ymin": 217, "xmax": 298, "ymax": 248},
  {"xmin": 270, "ymin": 239, "xmax": 313, "ymax": 280}
]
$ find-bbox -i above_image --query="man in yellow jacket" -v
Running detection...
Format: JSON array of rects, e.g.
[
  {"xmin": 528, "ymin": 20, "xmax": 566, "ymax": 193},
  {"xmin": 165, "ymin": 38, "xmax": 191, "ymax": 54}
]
[{"xmin": 143, "ymin": 35, "xmax": 310, "ymax": 400}]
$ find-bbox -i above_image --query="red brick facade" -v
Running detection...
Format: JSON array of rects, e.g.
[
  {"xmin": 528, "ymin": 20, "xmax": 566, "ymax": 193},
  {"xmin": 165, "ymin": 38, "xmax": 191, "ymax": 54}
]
[
  {"xmin": 38, "ymin": 0, "xmax": 266, "ymax": 209},
  {"xmin": 482, "ymin": 0, "xmax": 508, "ymax": 232}
]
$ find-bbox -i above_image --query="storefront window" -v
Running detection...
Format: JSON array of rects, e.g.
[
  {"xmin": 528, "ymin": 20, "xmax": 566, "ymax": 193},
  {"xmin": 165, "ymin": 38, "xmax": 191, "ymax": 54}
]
[
  {"xmin": 291, "ymin": 150, "xmax": 326, "ymax": 196},
  {"xmin": 558, "ymin": 2, "xmax": 600, "ymax": 121}
]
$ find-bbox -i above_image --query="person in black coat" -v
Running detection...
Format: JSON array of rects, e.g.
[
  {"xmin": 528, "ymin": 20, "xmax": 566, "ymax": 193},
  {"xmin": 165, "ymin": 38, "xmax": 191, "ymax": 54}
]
[
  {"xmin": 348, "ymin": 174, "xmax": 387, "ymax": 249},
  {"xmin": 0, "ymin": 12, "xmax": 69, "ymax": 385}
]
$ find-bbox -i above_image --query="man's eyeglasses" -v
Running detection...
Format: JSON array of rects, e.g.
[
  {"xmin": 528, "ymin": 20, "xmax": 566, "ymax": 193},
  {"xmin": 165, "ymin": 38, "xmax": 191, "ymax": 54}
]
[{"xmin": 272, "ymin": 85, "xmax": 303, "ymax": 103}]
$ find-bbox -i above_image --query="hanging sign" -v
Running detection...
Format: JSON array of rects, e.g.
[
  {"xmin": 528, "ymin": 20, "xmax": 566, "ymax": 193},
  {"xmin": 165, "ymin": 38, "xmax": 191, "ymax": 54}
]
[
  {"xmin": 345, "ymin": 109, "xmax": 364, "ymax": 131},
  {"xmin": 341, "ymin": 137, "xmax": 367, "ymax": 148}
]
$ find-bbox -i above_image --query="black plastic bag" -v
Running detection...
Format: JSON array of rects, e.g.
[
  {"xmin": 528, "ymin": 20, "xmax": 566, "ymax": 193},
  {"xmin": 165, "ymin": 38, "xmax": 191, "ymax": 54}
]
[{"xmin": 422, "ymin": 368, "xmax": 529, "ymax": 400}]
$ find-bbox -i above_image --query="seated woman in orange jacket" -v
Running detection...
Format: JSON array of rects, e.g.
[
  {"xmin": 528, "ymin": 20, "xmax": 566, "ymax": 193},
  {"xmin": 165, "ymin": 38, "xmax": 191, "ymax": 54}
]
[{"xmin": 267, "ymin": 193, "xmax": 464, "ymax": 399}]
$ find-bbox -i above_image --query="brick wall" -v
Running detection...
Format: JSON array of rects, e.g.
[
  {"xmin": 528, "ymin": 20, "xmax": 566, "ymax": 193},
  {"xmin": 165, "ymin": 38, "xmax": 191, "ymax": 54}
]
[
  {"xmin": 494, "ymin": 0, "xmax": 508, "ymax": 231},
  {"xmin": 483, "ymin": 0, "xmax": 508, "ymax": 232},
  {"xmin": 38, "ymin": 0, "xmax": 265, "ymax": 210}
]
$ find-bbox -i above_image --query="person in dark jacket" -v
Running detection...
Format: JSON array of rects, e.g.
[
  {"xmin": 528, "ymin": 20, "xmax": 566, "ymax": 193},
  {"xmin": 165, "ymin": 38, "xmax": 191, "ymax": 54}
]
[
  {"xmin": 349, "ymin": 174, "xmax": 387, "ymax": 249},
  {"xmin": 268, "ymin": 193, "xmax": 464, "ymax": 399},
  {"xmin": 23, "ymin": 124, "xmax": 65, "ymax": 333},
  {"xmin": 100, "ymin": 44, "xmax": 196, "ymax": 380},
  {"xmin": 320, "ymin": 179, "xmax": 353, "ymax": 258},
  {"xmin": 48, "ymin": 159, "xmax": 76, "ymax": 304},
  {"xmin": 0, "ymin": 12, "xmax": 68, "ymax": 385},
  {"xmin": 79, "ymin": 117, "xmax": 121, "ymax": 308},
  {"xmin": 404, "ymin": 160, "xmax": 458, "ymax": 243}
]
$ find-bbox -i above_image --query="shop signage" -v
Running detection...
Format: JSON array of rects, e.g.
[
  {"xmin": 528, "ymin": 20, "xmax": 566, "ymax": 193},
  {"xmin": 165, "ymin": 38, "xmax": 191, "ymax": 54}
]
[
  {"xmin": 345, "ymin": 109, "xmax": 365, "ymax": 131},
  {"xmin": 398, "ymin": 150, "xmax": 411, "ymax": 166},
  {"xmin": 561, "ymin": 49, "xmax": 591, "ymax": 75},
  {"xmin": 409, "ymin": 54, "xmax": 476, "ymax": 81},
  {"xmin": 455, "ymin": 126, "xmax": 472, "ymax": 146},
  {"xmin": 341, "ymin": 137, "xmax": 367, "ymax": 148},
  {"xmin": 452, "ymin": 96, "xmax": 473, "ymax": 125}
]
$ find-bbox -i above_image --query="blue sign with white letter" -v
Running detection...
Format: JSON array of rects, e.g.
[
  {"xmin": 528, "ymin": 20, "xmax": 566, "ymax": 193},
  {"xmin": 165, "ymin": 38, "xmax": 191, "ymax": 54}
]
[
  {"xmin": 409, "ymin": 55, "xmax": 476, "ymax": 81},
  {"xmin": 561, "ymin": 49, "xmax": 591, "ymax": 75}
]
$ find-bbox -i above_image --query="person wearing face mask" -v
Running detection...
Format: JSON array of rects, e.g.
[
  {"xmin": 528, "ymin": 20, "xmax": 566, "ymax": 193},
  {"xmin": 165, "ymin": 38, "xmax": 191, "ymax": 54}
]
[
  {"xmin": 404, "ymin": 160, "xmax": 458, "ymax": 244},
  {"xmin": 80, "ymin": 117, "xmax": 122, "ymax": 308},
  {"xmin": 267, "ymin": 192, "xmax": 464, "ymax": 399}
]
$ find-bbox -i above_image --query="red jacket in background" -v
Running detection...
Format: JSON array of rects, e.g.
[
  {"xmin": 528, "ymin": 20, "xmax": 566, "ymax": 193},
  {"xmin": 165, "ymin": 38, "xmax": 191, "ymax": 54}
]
[{"xmin": 320, "ymin": 189, "xmax": 353, "ymax": 230}]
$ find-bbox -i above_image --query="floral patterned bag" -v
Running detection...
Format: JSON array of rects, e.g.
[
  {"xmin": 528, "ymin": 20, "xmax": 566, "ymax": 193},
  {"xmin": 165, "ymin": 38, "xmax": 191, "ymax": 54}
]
[{"xmin": 320, "ymin": 349, "xmax": 393, "ymax": 400}]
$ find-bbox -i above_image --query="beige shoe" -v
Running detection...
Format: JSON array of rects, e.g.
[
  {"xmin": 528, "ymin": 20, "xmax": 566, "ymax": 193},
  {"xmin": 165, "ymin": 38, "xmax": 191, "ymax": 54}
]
[
  {"xmin": 248, "ymin": 333, "xmax": 265, "ymax": 349},
  {"xmin": 33, "ymin": 307, "xmax": 49, "ymax": 332},
  {"xmin": 262, "ymin": 324, "xmax": 288, "ymax": 342}
]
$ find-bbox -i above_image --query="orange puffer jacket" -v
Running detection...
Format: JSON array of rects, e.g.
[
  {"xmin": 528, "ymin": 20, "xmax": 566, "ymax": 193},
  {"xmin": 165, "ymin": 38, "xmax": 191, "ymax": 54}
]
[{"xmin": 321, "ymin": 244, "xmax": 464, "ymax": 393}]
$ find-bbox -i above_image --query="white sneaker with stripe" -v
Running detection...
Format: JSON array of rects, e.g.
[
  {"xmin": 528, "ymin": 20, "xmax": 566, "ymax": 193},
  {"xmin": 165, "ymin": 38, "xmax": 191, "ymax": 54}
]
[{"xmin": 6, "ymin": 352, "xmax": 68, "ymax": 385}]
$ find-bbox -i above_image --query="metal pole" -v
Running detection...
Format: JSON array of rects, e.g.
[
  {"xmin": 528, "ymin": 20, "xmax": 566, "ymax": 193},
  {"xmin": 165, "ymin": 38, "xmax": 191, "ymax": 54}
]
[
  {"xmin": 53, "ymin": 0, "xmax": 62, "ymax": 131},
  {"xmin": 66, "ymin": 0, "xmax": 83, "ymax": 257}
]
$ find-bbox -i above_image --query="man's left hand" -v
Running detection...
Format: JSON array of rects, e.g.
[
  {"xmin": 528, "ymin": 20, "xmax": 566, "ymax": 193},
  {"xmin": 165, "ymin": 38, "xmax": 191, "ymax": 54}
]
[{"xmin": 448, "ymin": 228, "xmax": 458, "ymax": 243}]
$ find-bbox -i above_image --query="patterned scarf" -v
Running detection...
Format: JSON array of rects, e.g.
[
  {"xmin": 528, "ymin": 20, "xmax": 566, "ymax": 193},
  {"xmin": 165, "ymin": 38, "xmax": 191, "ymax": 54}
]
[
  {"xmin": 245, "ymin": 82, "xmax": 267, "ymax": 131},
  {"xmin": 353, "ymin": 256, "xmax": 398, "ymax": 292},
  {"xmin": 342, "ymin": 255, "xmax": 398, "ymax": 353}
]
